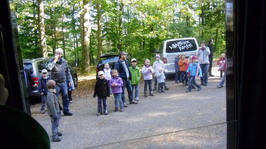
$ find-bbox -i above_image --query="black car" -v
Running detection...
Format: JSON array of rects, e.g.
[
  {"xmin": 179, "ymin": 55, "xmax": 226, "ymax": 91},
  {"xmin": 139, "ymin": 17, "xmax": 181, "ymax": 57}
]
[
  {"xmin": 23, "ymin": 57, "xmax": 78, "ymax": 99},
  {"xmin": 96, "ymin": 52, "xmax": 131, "ymax": 77}
]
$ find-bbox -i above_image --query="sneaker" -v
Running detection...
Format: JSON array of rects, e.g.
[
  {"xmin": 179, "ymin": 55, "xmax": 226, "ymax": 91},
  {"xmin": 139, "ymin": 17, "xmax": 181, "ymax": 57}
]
[
  {"xmin": 217, "ymin": 85, "xmax": 223, "ymax": 88},
  {"xmin": 64, "ymin": 111, "xmax": 73, "ymax": 116},
  {"xmin": 158, "ymin": 90, "xmax": 162, "ymax": 93},
  {"xmin": 69, "ymin": 100, "xmax": 73, "ymax": 104},
  {"xmin": 197, "ymin": 88, "xmax": 201, "ymax": 91},
  {"xmin": 97, "ymin": 113, "xmax": 101, "ymax": 116},
  {"xmin": 40, "ymin": 110, "xmax": 45, "ymax": 114},
  {"xmin": 185, "ymin": 90, "xmax": 190, "ymax": 93},
  {"xmin": 52, "ymin": 138, "xmax": 61, "ymax": 142},
  {"xmin": 124, "ymin": 103, "xmax": 128, "ymax": 107},
  {"xmin": 136, "ymin": 98, "xmax": 139, "ymax": 101},
  {"xmin": 209, "ymin": 74, "xmax": 215, "ymax": 77},
  {"xmin": 144, "ymin": 93, "xmax": 148, "ymax": 97},
  {"xmin": 149, "ymin": 93, "xmax": 154, "ymax": 96},
  {"xmin": 120, "ymin": 109, "xmax": 123, "ymax": 112},
  {"xmin": 165, "ymin": 87, "xmax": 169, "ymax": 90},
  {"xmin": 103, "ymin": 112, "xmax": 108, "ymax": 115},
  {"xmin": 130, "ymin": 101, "xmax": 138, "ymax": 104},
  {"xmin": 114, "ymin": 107, "xmax": 119, "ymax": 112},
  {"xmin": 153, "ymin": 88, "xmax": 157, "ymax": 91},
  {"xmin": 57, "ymin": 132, "xmax": 62, "ymax": 136},
  {"xmin": 161, "ymin": 90, "xmax": 165, "ymax": 93}
]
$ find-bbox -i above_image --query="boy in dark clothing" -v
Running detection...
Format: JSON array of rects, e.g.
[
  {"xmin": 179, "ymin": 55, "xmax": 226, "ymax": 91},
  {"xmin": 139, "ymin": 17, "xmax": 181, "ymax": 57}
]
[
  {"xmin": 46, "ymin": 79, "xmax": 62, "ymax": 142},
  {"xmin": 39, "ymin": 69, "xmax": 50, "ymax": 114},
  {"xmin": 93, "ymin": 71, "xmax": 110, "ymax": 116}
]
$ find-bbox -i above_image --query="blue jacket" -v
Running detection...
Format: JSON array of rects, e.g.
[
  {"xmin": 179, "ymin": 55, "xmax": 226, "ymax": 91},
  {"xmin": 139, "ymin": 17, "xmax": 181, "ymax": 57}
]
[
  {"xmin": 39, "ymin": 76, "xmax": 50, "ymax": 95},
  {"xmin": 114, "ymin": 59, "xmax": 132, "ymax": 80},
  {"xmin": 186, "ymin": 62, "xmax": 202, "ymax": 77}
]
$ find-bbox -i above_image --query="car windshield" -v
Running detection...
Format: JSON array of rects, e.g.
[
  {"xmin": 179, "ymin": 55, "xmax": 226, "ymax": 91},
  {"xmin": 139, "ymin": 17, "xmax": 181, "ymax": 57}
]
[
  {"xmin": 37, "ymin": 61, "xmax": 48, "ymax": 72},
  {"xmin": 99, "ymin": 56, "xmax": 119, "ymax": 66},
  {"xmin": 166, "ymin": 39, "xmax": 197, "ymax": 53}
]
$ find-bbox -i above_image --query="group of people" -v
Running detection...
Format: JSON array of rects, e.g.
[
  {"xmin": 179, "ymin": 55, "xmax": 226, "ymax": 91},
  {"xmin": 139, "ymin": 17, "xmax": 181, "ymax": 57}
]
[
  {"xmin": 93, "ymin": 51, "xmax": 170, "ymax": 117},
  {"xmin": 40, "ymin": 42, "xmax": 226, "ymax": 142}
]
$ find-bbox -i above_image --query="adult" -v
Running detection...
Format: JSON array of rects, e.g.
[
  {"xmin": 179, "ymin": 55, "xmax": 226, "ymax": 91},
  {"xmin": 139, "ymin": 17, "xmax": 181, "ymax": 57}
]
[
  {"xmin": 48, "ymin": 48, "xmax": 73, "ymax": 116},
  {"xmin": 207, "ymin": 39, "xmax": 215, "ymax": 77},
  {"xmin": 197, "ymin": 41, "xmax": 211, "ymax": 86},
  {"xmin": 114, "ymin": 51, "xmax": 137, "ymax": 106}
]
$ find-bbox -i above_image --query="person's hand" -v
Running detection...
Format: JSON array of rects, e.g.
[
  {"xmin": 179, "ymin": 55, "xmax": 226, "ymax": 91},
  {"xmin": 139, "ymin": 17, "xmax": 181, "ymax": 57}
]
[
  {"xmin": 53, "ymin": 55, "xmax": 59, "ymax": 63},
  {"xmin": 69, "ymin": 83, "xmax": 72, "ymax": 87}
]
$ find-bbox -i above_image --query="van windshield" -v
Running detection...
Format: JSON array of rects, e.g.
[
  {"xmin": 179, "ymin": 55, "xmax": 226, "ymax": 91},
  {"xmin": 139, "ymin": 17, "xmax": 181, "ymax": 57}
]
[{"xmin": 166, "ymin": 39, "xmax": 197, "ymax": 53}]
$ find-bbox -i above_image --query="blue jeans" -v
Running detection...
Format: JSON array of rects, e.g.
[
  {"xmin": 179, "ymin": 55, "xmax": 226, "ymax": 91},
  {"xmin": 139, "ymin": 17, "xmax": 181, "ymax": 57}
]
[
  {"xmin": 219, "ymin": 73, "xmax": 226, "ymax": 86},
  {"xmin": 51, "ymin": 112, "xmax": 61, "ymax": 140},
  {"xmin": 56, "ymin": 81, "xmax": 70, "ymax": 113},
  {"xmin": 200, "ymin": 64, "xmax": 209, "ymax": 85},
  {"xmin": 98, "ymin": 97, "xmax": 107, "ymax": 113},
  {"xmin": 41, "ymin": 95, "xmax": 47, "ymax": 111},
  {"xmin": 175, "ymin": 70, "xmax": 180, "ymax": 83},
  {"xmin": 131, "ymin": 84, "xmax": 139, "ymax": 100},
  {"xmin": 188, "ymin": 76, "xmax": 201, "ymax": 91},
  {"xmin": 113, "ymin": 93, "xmax": 123, "ymax": 109},
  {"xmin": 144, "ymin": 80, "xmax": 152, "ymax": 93},
  {"xmin": 122, "ymin": 79, "xmax": 133, "ymax": 103}
]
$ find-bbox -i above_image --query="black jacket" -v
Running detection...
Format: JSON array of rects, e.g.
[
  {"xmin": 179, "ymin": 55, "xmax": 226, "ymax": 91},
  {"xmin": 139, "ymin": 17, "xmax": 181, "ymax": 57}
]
[
  {"xmin": 93, "ymin": 79, "xmax": 110, "ymax": 98},
  {"xmin": 47, "ymin": 58, "xmax": 71, "ymax": 83},
  {"xmin": 114, "ymin": 59, "xmax": 132, "ymax": 80}
]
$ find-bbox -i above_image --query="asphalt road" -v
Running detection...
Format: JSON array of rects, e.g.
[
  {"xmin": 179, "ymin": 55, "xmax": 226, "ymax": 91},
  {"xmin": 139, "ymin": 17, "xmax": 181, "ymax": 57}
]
[{"xmin": 31, "ymin": 69, "xmax": 226, "ymax": 149}]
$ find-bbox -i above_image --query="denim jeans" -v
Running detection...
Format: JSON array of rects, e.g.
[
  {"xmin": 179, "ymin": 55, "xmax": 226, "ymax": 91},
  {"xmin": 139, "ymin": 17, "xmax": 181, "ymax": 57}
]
[
  {"xmin": 200, "ymin": 64, "xmax": 209, "ymax": 85},
  {"xmin": 188, "ymin": 76, "xmax": 201, "ymax": 91},
  {"xmin": 56, "ymin": 81, "xmax": 70, "ymax": 113},
  {"xmin": 122, "ymin": 79, "xmax": 133, "ymax": 103},
  {"xmin": 98, "ymin": 97, "xmax": 107, "ymax": 113},
  {"xmin": 51, "ymin": 112, "xmax": 61, "ymax": 140},
  {"xmin": 175, "ymin": 71, "xmax": 180, "ymax": 83},
  {"xmin": 158, "ymin": 82, "xmax": 165, "ymax": 92},
  {"xmin": 144, "ymin": 80, "xmax": 152, "ymax": 93},
  {"xmin": 113, "ymin": 93, "xmax": 123, "ymax": 109},
  {"xmin": 219, "ymin": 73, "xmax": 226, "ymax": 86},
  {"xmin": 153, "ymin": 77, "xmax": 157, "ymax": 89},
  {"xmin": 41, "ymin": 95, "xmax": 47, "ymax": 111},
  {"xmin": 131, "ymin": 84, "xmax": 139, "ymax": 100}
]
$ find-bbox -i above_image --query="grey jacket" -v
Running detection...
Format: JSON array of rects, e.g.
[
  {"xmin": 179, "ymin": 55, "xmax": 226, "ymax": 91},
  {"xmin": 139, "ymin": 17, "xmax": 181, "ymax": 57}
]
[
  {"xmin": 197, "ymin": 47, "xmax": 211, "ymax": 64},
  {"xmin": 48, "ymin": 58, "xmax": 71, "ymax": 83},
  {"xmin": 46, "ymin": 89, "xmax": 60, "ymax": 118}
]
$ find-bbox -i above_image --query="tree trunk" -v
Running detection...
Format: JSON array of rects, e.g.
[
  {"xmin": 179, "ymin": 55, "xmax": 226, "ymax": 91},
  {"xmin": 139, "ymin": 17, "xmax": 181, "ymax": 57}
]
[
  {"xmin": 117, "ymin": 0, "xmax": 123, "ymax": 51},
  {"xmin": 96, "ymin": 2, "xmax": 103, "ymax": 61},
  {"xmin": 38, "ymin": 0, "xmax": 48, "ymax": 57},
  {"xmin": 80, "ymin": 0, "xmax": 91, "ymax": 71}
]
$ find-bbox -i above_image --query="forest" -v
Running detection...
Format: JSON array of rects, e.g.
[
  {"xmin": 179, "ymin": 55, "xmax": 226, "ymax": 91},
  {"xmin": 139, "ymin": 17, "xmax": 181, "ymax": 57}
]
[{"xmin": 12, "ymin": 0, "xmax": 225, "ymax": 73}]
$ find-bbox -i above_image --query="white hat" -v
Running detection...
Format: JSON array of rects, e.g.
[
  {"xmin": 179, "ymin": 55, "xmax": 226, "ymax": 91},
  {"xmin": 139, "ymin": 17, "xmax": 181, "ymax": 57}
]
[
  {"xmin": 155, "ymin": 54, "xmax": 160, "ymax": 58},
  {"xmin": 131, "ymin": 58, "xmax": 137, "ymax": 62},
  {"xmin": 55, "ymin": 48, "xmax": 64, "ymax": 55},
  {"xmin": 98, "ymin": 71, "xmax": 104, "ymax": 76},
  {"xmin": 41, "ymin": 69, "xmax": 48, "ymax": 74}
]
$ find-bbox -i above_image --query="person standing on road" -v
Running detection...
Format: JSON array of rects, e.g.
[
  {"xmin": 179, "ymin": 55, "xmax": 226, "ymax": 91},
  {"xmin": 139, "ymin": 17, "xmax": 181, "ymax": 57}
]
[
  {"xmin": 156, "ymin": 67, "xmax": 166, "ymax": 93},
  {"xmin": 217, "ymin": 53, "xmax": 226, "ymax": 79},
  {"xmin": 46, "ymin": 79, "xmax": 62, "ymax": 142},
  {"xmin": 142, "ymin": 59, "xmax": 154, "ymax": 97},
  {"xmin": 129, "ymin": 58, "xmax": 141, "ymax": 101},
  {"xmin": 153, "ymin": 54, "xmax": 169, "ymax": 91},
  {"xmin": 67, "ymin": 74, "xmax": 75, "ymax": 104},
  {"xmin": 47, "ymin": 48, "xmax": 73, "ymax": 116},
  {"xmin": 217, "ymin": 55, "xmax": 227, "ymax": 88},
  {"xmin": 186, "ymin": 56, "xmax": 202, "ymax": 92},
  {"xmin": 174, "ymin": 55, "xmax": 181, "ymax": 83},
  {"xmin": 109, "ymin": 69, "xmax": 124, "ymax": 112},
  {"xmin": 208, "ymin": 39, "xmax": 215, "ymax": 77},
  {"xmin": 39, "ymin": 69, "xmax": 50, "ymax": 114},
  {"xmin": 93, "ymin": 71, "xmax": 110, "ymax": 116},
  {"xmin": 114, "ymin": 51, "xmax": 137, "ymax": 106},
  {"xmin": 178, "ymin": 55, "xmax": 189, "ymax": 85},
  {"xmin": 197, "ymin": 41, "xmax": 211, "ymax": 86}
]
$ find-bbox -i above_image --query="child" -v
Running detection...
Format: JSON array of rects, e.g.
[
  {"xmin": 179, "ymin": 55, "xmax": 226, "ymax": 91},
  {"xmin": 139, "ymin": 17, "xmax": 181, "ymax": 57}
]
[
  {"xmin": 217, "ymin": 53, "xmax": 226, "ymax": 79},
  {"xmin": 46, "ymin": 79, "xmax": 62, "ymax": 142},
  {"xmin": 129, "ymin": 58, "xmax": 141, "ymax": 101},
  {"xmin": 39, "ymin": 69, "xmax": 50, "ymax": 114},
  {"xmin": 153, "ymin": 54, "xmax": 169, "ymax": 91},
  {"xmin": 178, "ymin": 55, "xmax": 189, "ymax": 85},
  {"xmin": 217, "ymin": 55, "xmax": 227, "ymax": 88},
  {"xmin": 142, "ymin": 59, "xmax": 154, "ymax": 97},
  {"xmin": 174, "ymin": 55, "xmax": 180, "ymax": 83},
  {"xmin": 67, "ymin": 74, "xmax": 75, "ymax": 104},
  {"xmin": 93, "ymin": 71, "xmax": 110, "ymax": 116},
  {"xmin": 103, "ymin": 63, "xmax": 112, "ymax": 81},
  {"xmin": 109, "ymin": 69, "xmax": 124, "ymax": 112},
  {"xmin": 156, "ymin": 68, "xmax": 166, "ymax": 93},
  {"xmin": 186, "ymin": 56, "xmax": 202, "ymax": 92}
]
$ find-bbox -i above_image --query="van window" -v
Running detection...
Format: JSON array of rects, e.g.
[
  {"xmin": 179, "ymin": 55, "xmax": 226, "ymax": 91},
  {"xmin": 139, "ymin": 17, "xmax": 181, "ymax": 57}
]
[{"xmin": 166, "ymin": 39, "xmax": 197, "ymax": 53}]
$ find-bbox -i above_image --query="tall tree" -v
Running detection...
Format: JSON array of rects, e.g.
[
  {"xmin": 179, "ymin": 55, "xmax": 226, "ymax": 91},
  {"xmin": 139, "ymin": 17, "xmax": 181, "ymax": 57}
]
[{"xmin": 37, "ymin": 0, "xmax": 48, "ymax": 57}]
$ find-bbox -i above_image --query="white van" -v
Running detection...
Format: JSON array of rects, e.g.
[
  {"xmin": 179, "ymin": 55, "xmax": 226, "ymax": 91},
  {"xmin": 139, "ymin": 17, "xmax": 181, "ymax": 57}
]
[{"xmin": 159, "ymin": 37, "xmax": 199, "ymax": 75}]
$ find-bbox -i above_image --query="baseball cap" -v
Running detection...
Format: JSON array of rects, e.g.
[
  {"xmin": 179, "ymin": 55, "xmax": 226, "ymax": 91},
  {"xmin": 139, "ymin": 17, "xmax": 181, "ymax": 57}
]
[
  {"xmin": 155, "ymin": 54, "xmax": 160, "ymax": 58},
  {"xmin": 98, "ymin": 71, "xmax": 104, "ymax": 76},
  {"xmin": 131, "ymin": 58, "xmax": 137, "ymax": 62},
  {"xmin": 192, "ymin": 56, "xmax": 198, "ymax": 60},
  {"xmin": 41, "ymin": 69, "xmax": 48, "ymax": 74},
  {"xmin": 120, "ymin": 51, "xmax": 128, "ymax": 55}
]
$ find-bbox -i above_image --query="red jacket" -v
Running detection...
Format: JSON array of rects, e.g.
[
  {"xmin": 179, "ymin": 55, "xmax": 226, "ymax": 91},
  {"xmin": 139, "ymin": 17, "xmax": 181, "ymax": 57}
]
[{"xmin": 178, "ymin": 59, "xmax": 189, "ymax": 71}]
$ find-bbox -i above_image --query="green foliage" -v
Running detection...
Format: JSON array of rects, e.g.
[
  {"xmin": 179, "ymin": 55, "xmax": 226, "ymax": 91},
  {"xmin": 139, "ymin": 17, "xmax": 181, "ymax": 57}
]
[{"xmin": 15, "ymin": 0, "xmax": 226, "ymax": 70}]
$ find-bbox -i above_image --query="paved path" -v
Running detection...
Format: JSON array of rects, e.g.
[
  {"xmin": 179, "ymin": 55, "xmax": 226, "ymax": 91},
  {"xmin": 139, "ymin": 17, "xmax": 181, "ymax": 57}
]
[{"xmin": 31, "ymin": 69, "xmax": 226, "ymax": 149}]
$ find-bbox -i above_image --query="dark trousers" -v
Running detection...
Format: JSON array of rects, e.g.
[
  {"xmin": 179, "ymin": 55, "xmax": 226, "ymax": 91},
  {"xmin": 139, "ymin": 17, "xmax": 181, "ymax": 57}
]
[
  {"xmin": 200, "ymin": 64, "xmax": 209, "ymax": 85},
  {"xmin": 175, "ymin": 71, "xmax": 181, "ymax": 83},
  {"xmin": 97, "ymin": 96, "xmax": 107, "ymax": 113},
  {"xmin": 180, "ymin": 71, "xmax": 188, "ymax": 84},
  {"xmin": 121, "ymin": 79, "xmax": 133, "ymax": 103},
  {"xmin": 68, "ymin": 91, "xmax": 72, "ymax": 102},
  {"xmin": 144, "ymin": 80, "xmax": 152, "ymax": 93},
  {"xmin": 209, "ymin": 58, "xmax": 213, "ymax": 75},
  {"xmin": 51, "ymin": 112, "xmax": 61, "ymax": 140},
  {"xmin": 154, "ymin": 76, "xmax": 168, "ymax": 89},
  {"xmin": 158, "ymin": 82, "xmax": 165, "ymax": 92},
  {"xmin": 188, "ymin": 76, "xmax": 201, "ymax": 91}
]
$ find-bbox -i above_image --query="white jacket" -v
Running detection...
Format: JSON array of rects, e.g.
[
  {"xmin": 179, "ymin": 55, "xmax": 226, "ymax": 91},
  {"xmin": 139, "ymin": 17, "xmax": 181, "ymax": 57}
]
[{"xmin": 197, "ymin": 47, "xmax": 211, "ymax": 64}]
